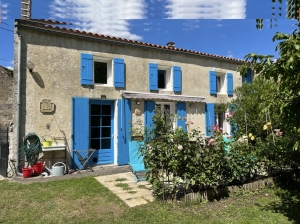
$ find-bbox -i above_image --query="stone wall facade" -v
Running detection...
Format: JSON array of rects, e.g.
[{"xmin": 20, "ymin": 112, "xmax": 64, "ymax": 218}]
[{"xmin": 12, "ymin": 20, "xmax": 245, "ymax": 170}]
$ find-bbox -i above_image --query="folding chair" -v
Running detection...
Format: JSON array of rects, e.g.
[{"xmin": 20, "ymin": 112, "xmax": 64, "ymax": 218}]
[
  {"xmin": 128, "ymin": 141, "xmax": 149, "ymax": 182},
  {"xmin": 74, "ymin": 148, "xmax": 96, "ymax": 173}
]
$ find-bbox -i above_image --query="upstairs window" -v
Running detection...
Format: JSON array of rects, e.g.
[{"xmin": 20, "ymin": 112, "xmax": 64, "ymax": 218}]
[
  {"xmin": 209, "ymin": 71, "xmax": 233, "ymax": 96},
  {"xmin": 158, "ymin": 69, "xmax": 166, "ymax": 89},
  {"xmin": 149, "ymin": 63, "xmax": 181, "ymax": 92},
  {"xmin": 80, "ymin": 53, "xmax": 124, "ymax": 88},
  {"xmin": 93, "ymin": 57, "xmax": 113, "ymax": 86}
]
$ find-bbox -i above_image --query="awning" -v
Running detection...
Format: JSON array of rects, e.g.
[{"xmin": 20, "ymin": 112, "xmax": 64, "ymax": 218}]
[{"xmin": 121, "ymin": 91, "xmax": 206, "ymax": 103}]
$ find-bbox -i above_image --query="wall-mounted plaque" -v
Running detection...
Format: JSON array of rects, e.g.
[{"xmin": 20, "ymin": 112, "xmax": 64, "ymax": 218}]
[{"xmin": 40, "ymin": 99, "xmax": 55, "ymax": 113}]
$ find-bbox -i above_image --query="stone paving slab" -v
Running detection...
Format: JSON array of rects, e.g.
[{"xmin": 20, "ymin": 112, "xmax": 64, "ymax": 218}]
[{"xmin": 94, "ymin": 172, "xmax": 154, "ymax": 208}]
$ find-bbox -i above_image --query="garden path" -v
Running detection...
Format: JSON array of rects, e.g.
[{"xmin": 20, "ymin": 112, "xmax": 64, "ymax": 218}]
[{"xmin": 94, "ymin": 172, "xmax": 154, "ymax": 207}]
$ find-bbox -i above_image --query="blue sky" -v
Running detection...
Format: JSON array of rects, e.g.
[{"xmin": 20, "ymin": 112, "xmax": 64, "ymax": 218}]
[{"xmin": 0, "ymin": 0, "xmax": 295, "ymax": 70}]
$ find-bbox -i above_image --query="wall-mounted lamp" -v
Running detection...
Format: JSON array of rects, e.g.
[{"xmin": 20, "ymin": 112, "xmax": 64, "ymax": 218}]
[
  {"xmin": 189, "ymin": 104, "xmax": 194, "ymax": 107},
  {"xmin": 26, "ymin": 61, "xmax": 35, "ymax": 72},
  {"xmin": 136, "ymin": 101, "xmax": 140, "ymax": 105},
  {"xmin": 101, "ymin": 95, "xmax": 107, "ymax": 99}
]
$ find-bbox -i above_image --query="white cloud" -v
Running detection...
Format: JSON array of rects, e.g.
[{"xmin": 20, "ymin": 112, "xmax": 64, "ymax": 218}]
[
  {"xmin": 144, "ymin": 28, "xmax": 151, "ymax": 31},
  {"xmin": 0, "ymin": 2, "xmax": 9, "ymax": 19},
  {"xmin": 165, "ymin": 0, "xmax": 246, "ymax": 19},
  {"xmin": 183, "ymin": 20, "xmax": 200, "ymax": 30},
  {"xmin": 216, "ymin": 24, "xmax": 222, "ymax": 27},
  {"xmin": 49, "ymin": 0, "xmax": 147, "ymax": 40},
  {"xmin": 5, "ymin": 66, "xmax": 13, "ymax": 70},
  {"xmin": 227, "ymin": 51, "xmax": 233, "ymax": 58},
  {"xmin": 144, "ymin": 22, "xmax": 152, "ymax": 25}
]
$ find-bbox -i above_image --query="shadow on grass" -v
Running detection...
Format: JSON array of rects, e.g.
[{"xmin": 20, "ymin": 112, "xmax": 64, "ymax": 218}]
[{"xmin": 262, "ymin": 173, "xmax": 300, "ymax": 224}]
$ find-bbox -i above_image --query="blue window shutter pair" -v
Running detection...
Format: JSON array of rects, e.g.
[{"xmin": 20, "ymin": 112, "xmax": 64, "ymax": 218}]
[
  {"xmin": 148, "ymin": 63, "xmax": 182, "ymax": 92},
  {"xmin": 209, "ymin": 71, "xmax": 217, "ymax": 94},
  {"xmin": 227, "ymin": 73, "xmax": 233, "ymax": 96},
  {"xmin": 205, "ymin": 103, "xmax": 215, "ymax": 136},
  {"xmin": 209, "ymin": 71, "xmax": 233, "ymax": 96},
  {"xmin": 80, "ymin": 53, "xmax": 125, "ymax": 87},
  {"xmin": 117, "ymin": 99, "xmax": 131, "ymax": 165},
  {"xmin": 177, "ymin": 102, "xmax": 186, "ymax": 131},
  {"xmin": 173, "ymin": 66, "xmax": 182, "ymax": 92}
]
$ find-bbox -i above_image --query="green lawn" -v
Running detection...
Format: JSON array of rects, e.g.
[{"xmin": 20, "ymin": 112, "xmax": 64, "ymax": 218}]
[{"xmin": 0, "ymin": 177, "xmax": 299, "ymax": 224}]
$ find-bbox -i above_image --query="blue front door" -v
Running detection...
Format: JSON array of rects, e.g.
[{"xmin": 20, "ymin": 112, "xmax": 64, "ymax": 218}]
[{"xmin": 90, "ymin": 100, "xmax": 114, "ymax": 165}]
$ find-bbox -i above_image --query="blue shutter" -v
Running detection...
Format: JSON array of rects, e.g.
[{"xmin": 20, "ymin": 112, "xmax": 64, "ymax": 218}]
[
  {"xmin": 149, "ymin": 63, "xmax": 158, "ymax": 91},
  {"xmin": 242, "ymin": 68, "xmax": 252, "ymax": 84},
  {"xmin": 242, "ymin": 75, "xmax": 247, "ymax": 84},
  {"xmin": 173, "ymin": 66, "xmax": 182, "ymax": 92},
  {"xmin": 144, "ymin": 101, "xmax": 155, "ymax": 134},
  {"xmin": 247, "ymin": 68, "xmax": 252, "ymax": 83},
  {"xmin": 227, "ymin": 73, "xmax": 233, "ymax": 96},
  {"xmin": 205, "ymin": 103, "xmax": 215, "ymax": 136},
  {"xmin": 209, "ymin": 71, "xmax": 217, "ymax": 94},
  {"xmin": 117, "ymin": 99, "xmax": 131, "ymax": 165},
  {"xmin": 177, "ymin": 102, "xmax": 186, "ymax": 132},
  {"xmin": 114, "ymin": 58, "xmax": 125, "ymax": 88},
  {"xmin": 80, "ymin": 53, "xmax": 93, "ymax": 85},
  {"xmin": 72, "ymin": 97, "xmax": 89, "ymax": 169},
  {"xmin": 230, "ymin": 104, "xmax": 237, "ymax": 136}
]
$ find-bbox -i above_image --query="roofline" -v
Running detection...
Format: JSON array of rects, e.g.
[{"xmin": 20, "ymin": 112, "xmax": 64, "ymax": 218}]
[{"xmin": 15, "ymin": 19, "xmax": 245, "ymax": 64}]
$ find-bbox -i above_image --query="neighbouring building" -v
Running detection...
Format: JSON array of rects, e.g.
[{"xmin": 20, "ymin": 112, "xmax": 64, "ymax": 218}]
[
  {"xmin": 11, "ymin": 19, "xmax": 253, "ymax": 172},
  {"xmin": 0, "ymin": 66, "xmax": 14, "ymax": 143}
]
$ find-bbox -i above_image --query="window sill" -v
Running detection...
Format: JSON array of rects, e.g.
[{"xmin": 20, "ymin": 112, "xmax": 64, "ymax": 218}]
[{"xmin": 159, "ymin": 89, "xmax": 174, "ymax": 94}]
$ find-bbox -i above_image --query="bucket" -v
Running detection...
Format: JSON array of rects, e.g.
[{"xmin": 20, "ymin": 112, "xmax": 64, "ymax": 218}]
[
  {"xmin": 33, "ymin": 162, "xmax": 44, "ymax": 174},
  {"xmin": 42, "ymin": 141, "xmax": 52, "ymax": 147},
  {"xmin": 22, "ymin": 168, "xmax": 33, "ymax": 178}
]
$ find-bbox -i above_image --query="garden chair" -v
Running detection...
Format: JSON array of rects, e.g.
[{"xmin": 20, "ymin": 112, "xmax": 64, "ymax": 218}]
[
  {"xmin": 128, "ymin": 141, "xmax": 149, "ymax": 182},
  {"xmin": 74, "ymin": 148, "xmax": 96, "ymax": 173}
]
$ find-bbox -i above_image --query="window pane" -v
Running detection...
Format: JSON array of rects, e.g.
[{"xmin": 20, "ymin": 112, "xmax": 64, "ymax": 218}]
[
  {"xmin": 101, "ymin": 139, "xmax": 111, "ymax": 149},
  {"xmin": 94, "ymin": 61, "xmax": 107, "ymax": 84},
  {"xmin": 102, "ymin": 116, "xmax": 111, "ymax": 126},
  {"xmin": 102, "ymin": 105, "xmax": 111, "ymax": 115},
  {"xmin": 91, "ymin": 139, "xmax": 100, "ymax": 150},
  {"xmin": 91, "ymin": 105, "xmax": 100, "ymax": 115},
  {"xmin": 91, "ymin": 128, "xmax": 100, "ymax": 138},
  {"xmin": 102, "ymin": 127, "xmax": 111, "ymax": 137},
  {"xmin": 91, "ymin": 116, "xmax": 100, "ymax": 126},
  {"xmin": 216, "ymin": 76, "xmax": 221, "ymax": 92},
  {"xmin": 158, "ymin": 70, "xmax": 166, "ymax": 89}
]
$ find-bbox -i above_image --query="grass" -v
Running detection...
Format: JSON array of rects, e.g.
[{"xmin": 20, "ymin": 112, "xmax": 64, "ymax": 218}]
[
  {"xmin": 115, "ymin": 183, "xmax": 132, "ymax": 191},
  {"xmin": 115, "ymin": 178, "xmax": 127, "ymax": 182},
  {"xmin": 1, "ymin": 176, "xmax": 300, "ymax": 223},
  {"xmin": 138, "ymin": 185, "xmax": 149, "ymax": 190}
]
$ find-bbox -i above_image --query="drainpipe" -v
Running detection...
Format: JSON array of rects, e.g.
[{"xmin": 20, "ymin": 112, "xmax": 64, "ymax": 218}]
[{"xmin": 16, "ymin": 28, "xmax": 22, "ymax": 169}]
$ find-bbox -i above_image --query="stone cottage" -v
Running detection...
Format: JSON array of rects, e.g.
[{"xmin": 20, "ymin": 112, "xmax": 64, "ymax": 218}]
[{"xmin": 11, "ymin": 19, "xmax": 253, "ymax": 171}]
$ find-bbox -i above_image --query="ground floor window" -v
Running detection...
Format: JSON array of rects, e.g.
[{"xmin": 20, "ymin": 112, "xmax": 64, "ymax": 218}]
[
  {"xmin": 155, "ymin": 102, "xmax": 176, "ymax": 129},
  {"xmin": 214, "ymin": 110, "xmax": 231, "ymax": 134}
]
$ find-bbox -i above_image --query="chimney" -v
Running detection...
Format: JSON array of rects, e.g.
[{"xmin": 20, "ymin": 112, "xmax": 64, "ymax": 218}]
[
  {"xmin": 21, "ymin": 0, "xmax": 32, "ymax": 20},
  {"xmin": 167, "ymin": 42, "xmax": 175, "ymax": 49}
]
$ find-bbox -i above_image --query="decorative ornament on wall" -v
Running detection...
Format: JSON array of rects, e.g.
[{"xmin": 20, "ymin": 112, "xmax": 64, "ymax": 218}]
[
  {"xmin": 134, "ymin": 108, "xmax": 141, "ymax": 115},
  {"xmin": 40, "ymin": 99, "xmax": 55, "ymax": 113}
]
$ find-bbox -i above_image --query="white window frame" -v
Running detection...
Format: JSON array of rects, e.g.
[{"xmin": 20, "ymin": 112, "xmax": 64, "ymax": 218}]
[
  {"xmin": 158, "ymin": 65, "xmax": 172, "ymax": 91},
  {"xmin": 155, "ymin": 101, "xmax": 176, "ymax": 129},
  {"xmin": 216, "ymin": 72, "xmax": 227, "ymax": 94},
  {"xmin": 93, "ymin": 56, "xmax": 113, "ymax": 86}
]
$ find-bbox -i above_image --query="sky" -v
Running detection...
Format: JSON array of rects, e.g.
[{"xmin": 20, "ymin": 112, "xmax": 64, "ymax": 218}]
[{"xmin": 0, "ymin": 0, "xmax": 296, "ymax": 70}]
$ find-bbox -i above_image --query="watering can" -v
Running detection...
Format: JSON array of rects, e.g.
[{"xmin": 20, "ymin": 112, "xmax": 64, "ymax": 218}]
[{"xmin": 45, "ymin": 162, "xmax": 66, "ymax": 176}]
